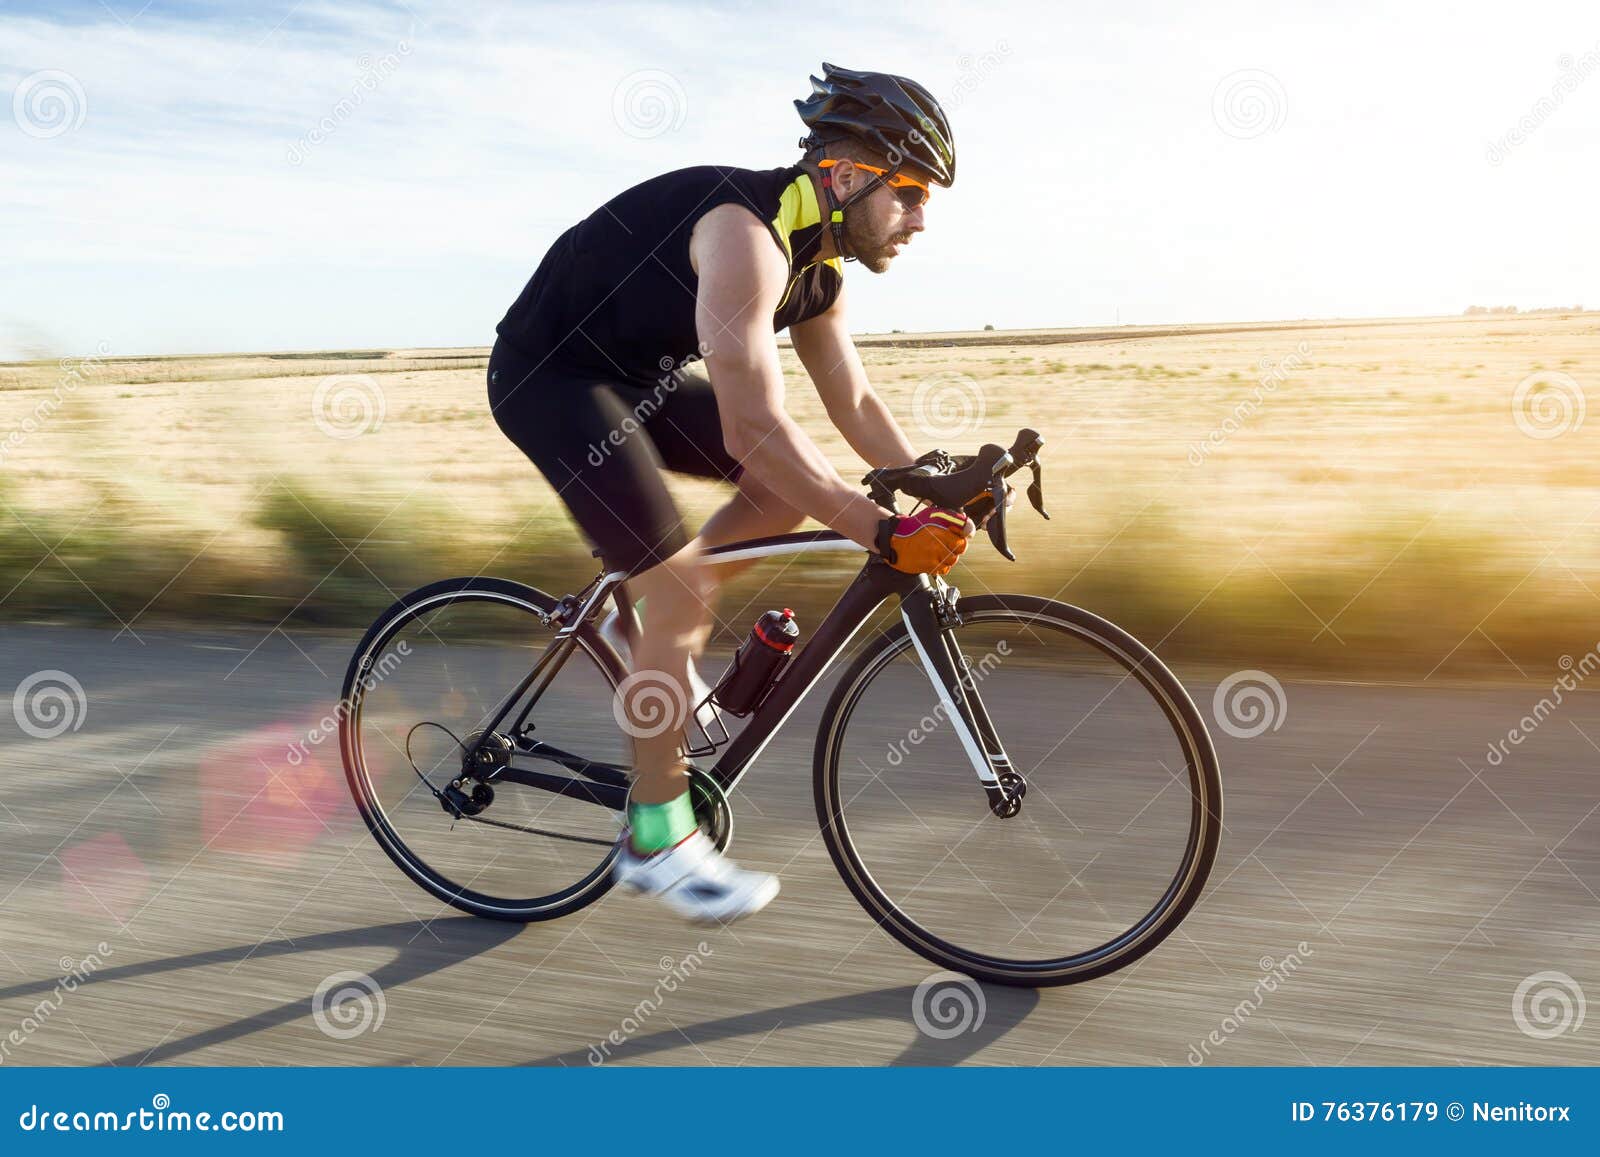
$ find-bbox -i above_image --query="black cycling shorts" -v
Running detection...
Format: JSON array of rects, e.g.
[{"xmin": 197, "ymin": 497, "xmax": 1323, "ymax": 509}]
[{"xmin": 487, "ymin": 338, "xmax": 743, "ymax": 576}]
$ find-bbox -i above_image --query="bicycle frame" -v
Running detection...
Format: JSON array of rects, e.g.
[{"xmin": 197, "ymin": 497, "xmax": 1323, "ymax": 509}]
[{"xmin": 466, "ymin": 529, "xmax": 1019, "ymax": 813}]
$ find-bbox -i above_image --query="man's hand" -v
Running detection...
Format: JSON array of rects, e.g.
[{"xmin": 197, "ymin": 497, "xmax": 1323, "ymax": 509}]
[{"xmin": 876, "ymin": 508, "xmax": 974, "ymax": 575}]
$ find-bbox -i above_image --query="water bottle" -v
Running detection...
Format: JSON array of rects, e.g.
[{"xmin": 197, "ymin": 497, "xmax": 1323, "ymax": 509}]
[{"xmin": 710, "ymin": 609, "xmax": 799, "ymax": 716}]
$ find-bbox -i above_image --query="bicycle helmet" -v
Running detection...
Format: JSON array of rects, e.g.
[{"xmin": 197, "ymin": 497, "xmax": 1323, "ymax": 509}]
[{"xmin": 795, "ymin": 62, "xmax": 955, "ymax": 187}]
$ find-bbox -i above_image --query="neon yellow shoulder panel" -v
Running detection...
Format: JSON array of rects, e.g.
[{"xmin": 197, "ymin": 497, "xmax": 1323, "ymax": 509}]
[{"xmin": 771, "ymin": 173, "xmax": 843, "ymax": 275}]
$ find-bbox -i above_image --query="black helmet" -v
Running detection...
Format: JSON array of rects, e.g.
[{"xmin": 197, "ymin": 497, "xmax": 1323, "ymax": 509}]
[{"xmin": 795, "ymin": 62, "xmax": 955, "ymax": 187}]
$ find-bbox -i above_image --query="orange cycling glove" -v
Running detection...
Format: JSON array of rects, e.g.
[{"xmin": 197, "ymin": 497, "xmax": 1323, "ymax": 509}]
[{"xmin": 876, "ymin": 508, "xmax": 974, "ymax": 575}]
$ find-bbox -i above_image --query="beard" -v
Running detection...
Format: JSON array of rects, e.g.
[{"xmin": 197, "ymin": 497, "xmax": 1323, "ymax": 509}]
[{"xmin": 843, "ymin": 211, "xmax": 910, "ymax": 274}]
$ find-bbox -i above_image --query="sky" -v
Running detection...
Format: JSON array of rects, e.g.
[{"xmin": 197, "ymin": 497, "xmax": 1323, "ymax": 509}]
[{"xmin": 1, "ymin": 0, "xmax": 1598, "ymax": 358}]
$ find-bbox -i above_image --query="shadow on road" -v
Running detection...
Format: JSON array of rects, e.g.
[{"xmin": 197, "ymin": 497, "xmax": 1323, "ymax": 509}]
[
  {"xmin": 0, "ymin": 918, "xmax": 517, "ymax": 1065},
  {"xmin": 524, "ymin": 983, "xmax": 1041, "ymax": 1067}
]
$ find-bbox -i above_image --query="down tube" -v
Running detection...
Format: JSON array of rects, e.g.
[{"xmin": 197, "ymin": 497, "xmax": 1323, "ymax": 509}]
[{"xmin": 710, "ymin": 562, "xmax": 917, "ymax": 793}]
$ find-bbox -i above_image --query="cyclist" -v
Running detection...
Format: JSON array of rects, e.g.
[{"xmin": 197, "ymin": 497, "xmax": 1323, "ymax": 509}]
[{"xmin": 488, "ymin": 63, "xmax": 972, "ymax": 922}]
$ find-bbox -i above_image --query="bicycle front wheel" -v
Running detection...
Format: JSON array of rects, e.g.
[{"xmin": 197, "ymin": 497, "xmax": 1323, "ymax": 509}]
[{"xmin": 814, "ymin": 594, "xmax": 1222, "ymax": 986}]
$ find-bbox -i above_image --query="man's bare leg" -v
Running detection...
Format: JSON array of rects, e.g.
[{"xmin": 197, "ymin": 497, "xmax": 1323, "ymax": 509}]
[{"xmin": 623, "ymin": 473, "xmax": 803, "ymax": 806}]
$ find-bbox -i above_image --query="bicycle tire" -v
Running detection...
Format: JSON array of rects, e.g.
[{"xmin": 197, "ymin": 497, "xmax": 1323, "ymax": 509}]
[
  {"xmin": 813, "ymin": 593, "xmax": 1222, "ymax": 987},
  {"xmin": 339, "ymin": 576, "xmax": 627, "ymax": 922}
]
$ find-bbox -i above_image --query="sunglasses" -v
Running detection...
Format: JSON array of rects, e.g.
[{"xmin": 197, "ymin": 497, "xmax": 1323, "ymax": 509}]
[{"xmin": 818, "ymin": 159, "xmax": 930, "ymax": 210}]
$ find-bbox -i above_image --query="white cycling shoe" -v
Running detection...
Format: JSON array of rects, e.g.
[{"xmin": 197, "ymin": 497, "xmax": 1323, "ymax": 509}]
[{"xmin": 613, "ymin": 831, "xmax": 780, "ymax": 923}]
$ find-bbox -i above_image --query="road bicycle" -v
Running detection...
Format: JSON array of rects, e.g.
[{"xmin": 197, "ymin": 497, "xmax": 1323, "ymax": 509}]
[{"xmin": 338, "ymin": 430, "xmax": 1222, "ymax": 986}]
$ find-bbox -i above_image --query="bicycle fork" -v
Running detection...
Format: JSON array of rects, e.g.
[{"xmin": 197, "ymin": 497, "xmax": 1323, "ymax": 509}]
[{"xmin": 900, "ymin": 577, "xmax": 1026, "ymax": 817}]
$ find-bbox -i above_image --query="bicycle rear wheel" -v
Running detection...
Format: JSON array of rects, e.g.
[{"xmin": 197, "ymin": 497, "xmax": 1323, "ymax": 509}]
[
  {"xmin": 814, "ymin": 594, "xmax": 1222, "ymax": 986},
  {"xmin": 340, "ymin": 577, "xmax": 628, "ymax": 921}
]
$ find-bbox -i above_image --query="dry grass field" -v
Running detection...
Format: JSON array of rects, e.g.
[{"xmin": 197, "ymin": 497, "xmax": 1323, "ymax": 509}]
[{"xmin": 2, "ymin": 312, "xmax": 1597, "ymax": 676}]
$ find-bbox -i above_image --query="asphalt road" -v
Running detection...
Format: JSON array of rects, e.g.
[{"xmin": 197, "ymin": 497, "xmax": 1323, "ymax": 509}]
[{"xmin": 0, "ymin": 624, "xmax": 1596, "ymax": 1067}]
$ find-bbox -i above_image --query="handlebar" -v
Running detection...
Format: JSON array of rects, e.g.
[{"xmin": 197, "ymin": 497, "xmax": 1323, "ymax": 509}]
[{"xmin": 863, "ymin": 428, "xmax": 1050, "ymax": 561}]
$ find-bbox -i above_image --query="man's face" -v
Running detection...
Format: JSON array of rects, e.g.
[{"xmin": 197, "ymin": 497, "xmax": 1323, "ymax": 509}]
[{"xmin": 836, "ymin": 160, "xmax": 929, "ymax": 274}]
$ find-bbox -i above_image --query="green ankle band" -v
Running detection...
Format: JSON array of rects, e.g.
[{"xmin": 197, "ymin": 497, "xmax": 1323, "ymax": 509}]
[{"xmin": 628, "ymin": 792, "xmax": 697, "ymax": 853}]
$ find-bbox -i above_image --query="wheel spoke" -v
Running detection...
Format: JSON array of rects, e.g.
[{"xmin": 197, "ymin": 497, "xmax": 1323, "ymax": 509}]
[
  {"xmin": 816, "ymin": 595, "xmax": 1222, "ymax": 986},
  {"xmin": 341, "ymin": 579, "xmax": 628, "ymax": 921}
]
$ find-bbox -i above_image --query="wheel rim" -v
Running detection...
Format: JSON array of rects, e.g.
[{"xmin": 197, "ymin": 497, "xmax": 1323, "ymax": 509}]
[
  {"xmin": 343, "ymin": 586, "xmax": 625, "ymax": 917},
  {"xmin": 820, "ymin": 603, "xmax": 1220, "ymax": 980}
]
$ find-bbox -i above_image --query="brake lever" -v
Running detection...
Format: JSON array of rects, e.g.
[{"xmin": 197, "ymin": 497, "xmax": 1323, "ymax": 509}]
[
  {"xmin": 985, "ymin": 476, "xmax": 1015, "ymax": 561},
  {"xmin": 1027, "ymin": 460, "xmax": 1050, "ymax": 520}
]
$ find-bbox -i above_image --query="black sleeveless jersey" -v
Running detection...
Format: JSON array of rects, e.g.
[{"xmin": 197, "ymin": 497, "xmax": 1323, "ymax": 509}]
[{"xmin": 496, "ymin": 165, "xmax": 844, "ymax": 387}]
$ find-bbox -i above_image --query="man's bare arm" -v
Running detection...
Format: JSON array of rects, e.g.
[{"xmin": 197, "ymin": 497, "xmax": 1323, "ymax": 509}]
[
  {"xmin": 690, "ymin": 205, "xmax": 889, "ymax": 550},
  {"xmin": 789, "ymin": 286, "xmax": 920, "ymax": 469}
]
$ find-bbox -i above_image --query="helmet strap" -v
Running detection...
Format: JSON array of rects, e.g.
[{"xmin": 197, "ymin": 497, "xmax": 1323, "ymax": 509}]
[{"xmin": 816, "ymin": 142, "xmax": 899, "ymax": 264}]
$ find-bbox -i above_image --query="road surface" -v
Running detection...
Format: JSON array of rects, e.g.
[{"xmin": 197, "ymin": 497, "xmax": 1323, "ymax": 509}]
[{"xmin": 0, "ymin": 624, "xmax": 1595, "ymax": 1067}]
